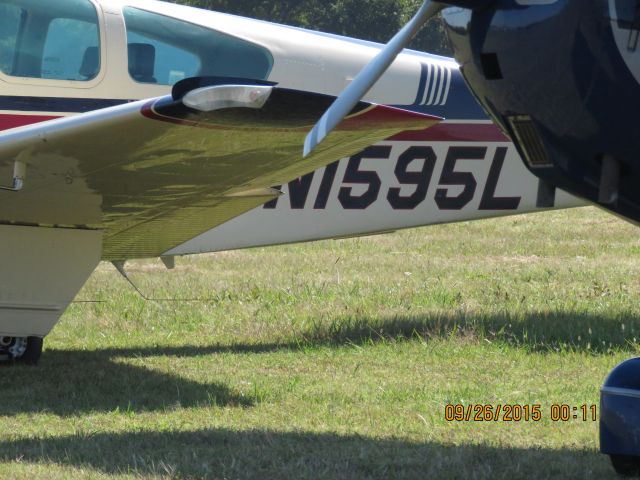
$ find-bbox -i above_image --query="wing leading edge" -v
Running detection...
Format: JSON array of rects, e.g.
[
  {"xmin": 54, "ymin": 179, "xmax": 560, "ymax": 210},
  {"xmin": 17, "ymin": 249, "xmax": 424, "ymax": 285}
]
[{"xmin": 0, "ymin": 79, "xmax": 439, "ymax": 259}]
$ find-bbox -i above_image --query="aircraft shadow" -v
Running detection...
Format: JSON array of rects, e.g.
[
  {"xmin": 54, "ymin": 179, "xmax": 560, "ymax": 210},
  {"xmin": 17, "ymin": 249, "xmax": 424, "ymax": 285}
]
[
  {"xmin": 291, "ymin": 309, "xmax": 640, "ymax": 355},
  {"xmin": 0, "ymin": 428, "xmax": 610, "ymax": 479},
  {"xmin": 1, "ymin": 310, "xmax": 634, "ymax": 417},
  {"xmin": 62, "ymin": 309, "xmax": 640, "ymax": 359},
  {"xmin": 0, "ymin": 349, "xmax": 254, "ymax": 417}
]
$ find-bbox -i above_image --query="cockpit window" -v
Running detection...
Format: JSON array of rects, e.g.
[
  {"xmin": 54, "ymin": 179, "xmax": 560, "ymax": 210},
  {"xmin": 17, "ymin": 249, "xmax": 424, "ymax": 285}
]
[
  {"xmin": 0, "ymin": 0, "xmax": 100, "ymax": 81},
  {"xmin": 123, "ymin": 7, "xmax": 274, "ymax": 86}
]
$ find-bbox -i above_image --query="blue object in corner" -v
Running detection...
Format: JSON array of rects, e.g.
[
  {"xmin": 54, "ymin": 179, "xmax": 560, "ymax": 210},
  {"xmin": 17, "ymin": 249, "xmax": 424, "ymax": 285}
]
[{"xmin": 601, "ymin": 358, "xmax": 640, "ymax": 457}]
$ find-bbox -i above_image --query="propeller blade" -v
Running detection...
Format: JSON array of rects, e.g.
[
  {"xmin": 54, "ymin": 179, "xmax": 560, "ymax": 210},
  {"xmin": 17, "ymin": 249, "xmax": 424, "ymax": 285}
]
[{"xmin": 304, "ymin": 0, "xmax": 444, "ymax": 157}]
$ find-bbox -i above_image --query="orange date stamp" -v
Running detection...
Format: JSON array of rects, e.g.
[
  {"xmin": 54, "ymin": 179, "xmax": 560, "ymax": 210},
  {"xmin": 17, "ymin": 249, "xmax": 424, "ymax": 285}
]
[{"xmin": 444, "ymin": 404, "xmax": 597, "ymax": 422}]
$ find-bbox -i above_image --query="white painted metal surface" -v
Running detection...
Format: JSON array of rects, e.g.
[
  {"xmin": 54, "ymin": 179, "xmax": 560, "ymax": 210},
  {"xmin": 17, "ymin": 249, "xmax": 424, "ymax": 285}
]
[
  {"xmin": 0, "ymin": 225, "xmax": 101, "ymax": 337},
  {"xmin": 168, "ymin": 140, "xmax": 585, "ymax": 255},
  {"xmin": 0, "ymin": 0, "xmax": 449, "ymax": 111}
]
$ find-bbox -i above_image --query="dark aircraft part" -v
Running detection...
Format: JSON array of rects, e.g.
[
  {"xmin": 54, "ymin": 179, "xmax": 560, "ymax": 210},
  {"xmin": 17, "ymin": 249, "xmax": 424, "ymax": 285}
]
[
  {"xmin": 444, "ymin": 0, "xmax": 494, "ymax": 7},
  {"xmin": 611, "ymin": 455, "xmax": 640, "ymax": 477},
  {"xmin": 0, "ymin": 336, "xmax": 42, "ymax": 365},
  {"xmin": 601, "ymin": 358, "xmax": 640, "ymax": 475},
  {"xmin": 600, "ymin": 155, "xmax": 621, "ymax": 206},
  {"xmin": 507, "ymin": 116, "xmax": 552, "ymax": 169},
  {"xmin": 441, "ymin": 0, "xmax": 640, "ymax": 223},
  {"xmin": 536, "ymin": 180, "xmax": 557, "ymax": 208}
]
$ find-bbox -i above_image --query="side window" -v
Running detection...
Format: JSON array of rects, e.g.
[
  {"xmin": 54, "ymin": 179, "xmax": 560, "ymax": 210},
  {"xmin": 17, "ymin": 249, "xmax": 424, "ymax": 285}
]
[
  {"xmin": 126, "ymin": 29, "xmax": 201, "ymax": 85},
  {"xmin": 0, "ymin": 0, "xmax": 101, "ymax": 82},
  {"xmin": 0, "ymin": 4, "xmax": 23, "ymax": 75},
  {"xmin": 123, "ymin": 7, "xmax": 274, "ymax": 86},
  {"xmin": 42, "ymin": 18, "xmax": 100, "ymax": 81}
]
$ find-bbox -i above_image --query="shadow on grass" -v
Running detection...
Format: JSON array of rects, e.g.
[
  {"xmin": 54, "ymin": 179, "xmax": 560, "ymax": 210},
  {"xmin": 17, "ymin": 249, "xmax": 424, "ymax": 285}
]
[
  {"xmin": 4, "ymin": 310, "xmax": 635, "ymax": 417},
  {"xmin": 62, "ymin": 310, "xmax": 640, "ymax": 359},
  {"xmin": 0, "ymin": 349, "xmax": 254, "ymax": 417},
  {"xmin": 294, "ymin": 310, "xmax": 640, "ymax": 354},
  {"xmin": 0, "ymin": 428, "xmax": 613, "ymax": 479}
]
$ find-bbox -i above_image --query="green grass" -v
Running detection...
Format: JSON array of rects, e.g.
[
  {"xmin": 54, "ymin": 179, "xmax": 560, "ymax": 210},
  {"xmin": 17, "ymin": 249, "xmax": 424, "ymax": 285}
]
[{"xmin": 1, "ymin": 207, "xmax": 639, "ymax": 479}]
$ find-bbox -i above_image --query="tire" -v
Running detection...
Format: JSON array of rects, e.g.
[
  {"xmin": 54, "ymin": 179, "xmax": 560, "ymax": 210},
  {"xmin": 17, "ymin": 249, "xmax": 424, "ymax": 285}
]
[
  {"xmin": 0, "ymin": 336, "xmax": 43, "ymax": 366},
  {"xmin": 611, "ymin": 455, "xmax": 640, "ymax": 477},
  {"xmin": 18, "ymin": 337, "xmax": 43, "ymax": 365}
]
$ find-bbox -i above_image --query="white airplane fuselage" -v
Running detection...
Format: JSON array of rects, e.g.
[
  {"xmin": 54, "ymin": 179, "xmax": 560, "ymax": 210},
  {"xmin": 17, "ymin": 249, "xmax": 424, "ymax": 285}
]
[{"xmin": 0, "ymin": 0, "xmax": 584, "ymax": 344}]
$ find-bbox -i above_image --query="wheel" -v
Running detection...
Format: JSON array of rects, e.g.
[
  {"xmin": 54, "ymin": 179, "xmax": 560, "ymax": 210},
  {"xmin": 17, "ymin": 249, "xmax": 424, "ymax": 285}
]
[
  {"xmin": 611, "ymin": 455, "xmax": 640, "ymax": 477},
  {"xmin": 0, "ymin": 336, "xmax": 43, "ymax": 365}
]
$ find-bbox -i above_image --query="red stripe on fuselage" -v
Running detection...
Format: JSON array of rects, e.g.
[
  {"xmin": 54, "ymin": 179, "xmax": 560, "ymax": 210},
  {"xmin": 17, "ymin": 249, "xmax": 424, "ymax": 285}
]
[
  {"xmin": 0, "ymin": 113, "xmax": 60, "ymax": 131},
  {"xmin": 0, "ymin": 112, "xmax": 509, "ymax": 143},
  {"xmin": 389, "ymin": 123, "xmax": 509, "ymax": 142}
]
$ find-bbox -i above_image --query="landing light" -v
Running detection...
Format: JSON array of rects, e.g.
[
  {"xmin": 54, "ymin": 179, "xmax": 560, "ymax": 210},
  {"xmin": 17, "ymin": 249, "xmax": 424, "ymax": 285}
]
[{"xmin": 182, "ymin": 85, "xmax": 273, "ymax": 112}]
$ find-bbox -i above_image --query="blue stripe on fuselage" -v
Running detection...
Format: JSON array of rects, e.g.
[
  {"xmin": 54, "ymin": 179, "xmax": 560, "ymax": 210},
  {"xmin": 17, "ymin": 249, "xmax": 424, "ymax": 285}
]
[
  {"xmin": 0, "ymin": 96, "xmax": 130, "ymax": 113},
  {"xmin": 395, "ymin": 66, "xmax": 489, "ymax": 120}
]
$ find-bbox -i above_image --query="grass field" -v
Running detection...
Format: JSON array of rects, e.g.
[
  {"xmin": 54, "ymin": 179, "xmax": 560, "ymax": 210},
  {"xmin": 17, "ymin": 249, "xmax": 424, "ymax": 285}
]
[{"xmin": 1, "ymin": 207, "xmax": 639, "ymax": 479}]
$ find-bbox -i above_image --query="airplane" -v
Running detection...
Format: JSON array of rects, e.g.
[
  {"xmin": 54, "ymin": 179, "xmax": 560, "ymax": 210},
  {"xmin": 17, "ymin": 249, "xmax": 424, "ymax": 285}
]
[
  {"xmin": 9, "ymin": 0, "xmax": 636, "ymax": 474},
  {"xmin": 0, "ymin": 0, "xmax": 588, "ymax": 366},
  {"xmin": 303, "ymin": 0, "xmax": 640, "ymax": 475}
]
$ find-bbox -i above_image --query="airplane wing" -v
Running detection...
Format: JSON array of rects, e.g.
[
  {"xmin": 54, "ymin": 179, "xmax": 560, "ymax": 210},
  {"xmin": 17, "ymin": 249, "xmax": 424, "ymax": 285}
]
[{"xmin": 0, "ymin": 78, "xmax": 438, "ymax": 260}]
